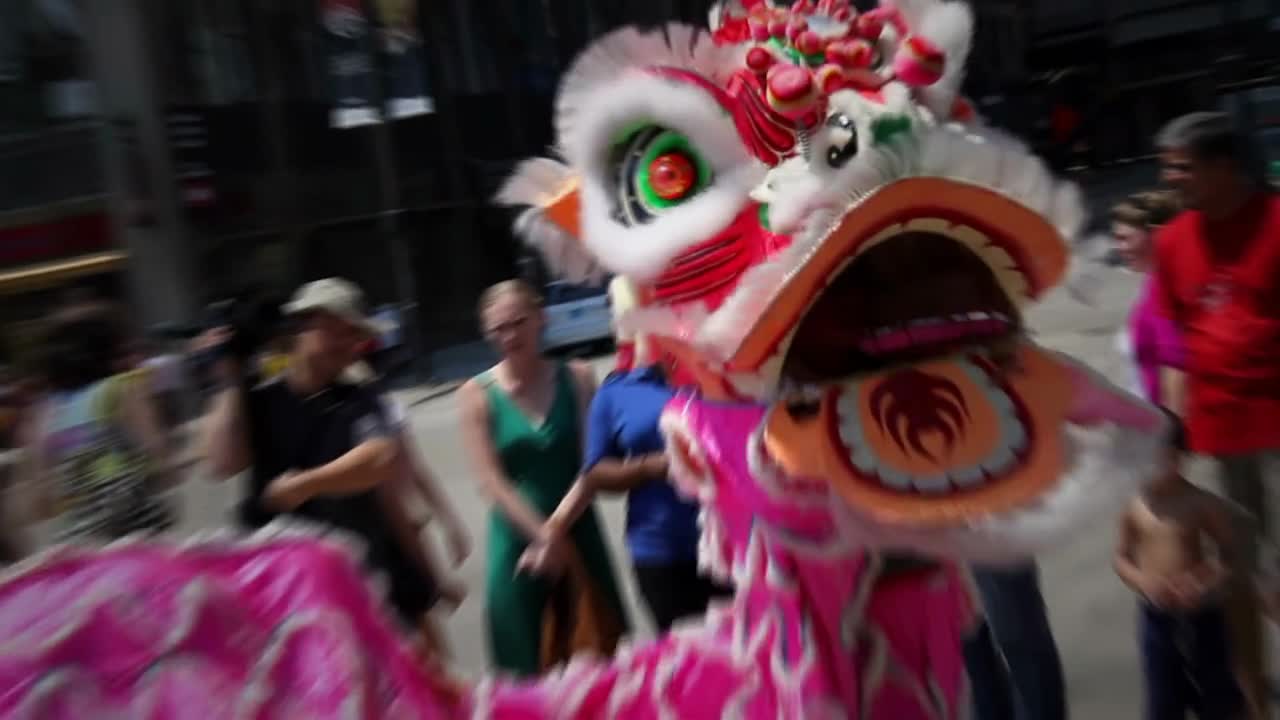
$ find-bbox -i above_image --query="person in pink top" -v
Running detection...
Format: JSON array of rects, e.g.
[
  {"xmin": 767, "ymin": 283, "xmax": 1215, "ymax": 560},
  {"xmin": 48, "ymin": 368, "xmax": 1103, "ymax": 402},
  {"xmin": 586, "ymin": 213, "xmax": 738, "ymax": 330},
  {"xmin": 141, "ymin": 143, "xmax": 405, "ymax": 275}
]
[{"xmin": 1111, "ymin": 191, "xmax": 1185, "ymax": 405}]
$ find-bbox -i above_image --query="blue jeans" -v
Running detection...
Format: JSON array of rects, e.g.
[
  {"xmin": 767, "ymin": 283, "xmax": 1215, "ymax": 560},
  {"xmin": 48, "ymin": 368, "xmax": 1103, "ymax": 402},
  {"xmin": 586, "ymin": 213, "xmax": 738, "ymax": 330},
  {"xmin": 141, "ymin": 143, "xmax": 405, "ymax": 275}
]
[
  {"xmin": 1140, "ymin": 601, "xmax": 1243, "ymax": 720},
  {"xmin": 965, "ymin": 619, "xmax": 1016, "ymax": 720},
  {"xmin": 971, "ymin": 564, "xmax": 1066, "ymax": 720}
]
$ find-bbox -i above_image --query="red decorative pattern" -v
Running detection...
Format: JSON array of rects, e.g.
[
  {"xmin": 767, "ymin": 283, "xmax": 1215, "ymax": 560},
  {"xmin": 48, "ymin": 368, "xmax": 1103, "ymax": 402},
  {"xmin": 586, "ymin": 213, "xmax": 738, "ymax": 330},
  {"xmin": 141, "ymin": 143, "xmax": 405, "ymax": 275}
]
[
  {"xmin": 646, "ymin": 204, "xmax": 791, "ymax": 312},
  {"xmin": 869, "ymin": 370, "xmax": 971, "ymax": 463}
]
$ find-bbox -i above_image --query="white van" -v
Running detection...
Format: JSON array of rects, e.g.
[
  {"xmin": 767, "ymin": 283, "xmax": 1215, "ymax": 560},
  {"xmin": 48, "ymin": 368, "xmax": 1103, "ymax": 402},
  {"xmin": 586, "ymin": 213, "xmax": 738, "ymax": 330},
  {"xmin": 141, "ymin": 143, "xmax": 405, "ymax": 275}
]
[{"xmin": 541, "ymin": 280, "xmax": 613, "ymax": 353}]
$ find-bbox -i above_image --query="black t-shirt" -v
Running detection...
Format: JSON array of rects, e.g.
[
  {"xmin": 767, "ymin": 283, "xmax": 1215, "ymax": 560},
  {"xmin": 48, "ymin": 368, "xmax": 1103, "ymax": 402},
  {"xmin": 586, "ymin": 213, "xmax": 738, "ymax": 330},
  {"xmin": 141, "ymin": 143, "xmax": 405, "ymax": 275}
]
[
  {"xmin": 239, "ymin": 377, "xmax": 437, "ymax": 619},
  {"xmin": 242, "ymin": 377, "xmax": 390, "ymax": 530}
]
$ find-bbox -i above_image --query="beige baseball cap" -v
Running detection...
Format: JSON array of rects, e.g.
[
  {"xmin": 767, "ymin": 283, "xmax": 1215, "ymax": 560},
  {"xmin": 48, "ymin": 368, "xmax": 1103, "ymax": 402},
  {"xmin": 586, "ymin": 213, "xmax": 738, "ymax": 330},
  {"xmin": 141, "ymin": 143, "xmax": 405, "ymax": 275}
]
[{"xmin": 282, "ymin": 278, "xmax": 390, "ymax": 337}]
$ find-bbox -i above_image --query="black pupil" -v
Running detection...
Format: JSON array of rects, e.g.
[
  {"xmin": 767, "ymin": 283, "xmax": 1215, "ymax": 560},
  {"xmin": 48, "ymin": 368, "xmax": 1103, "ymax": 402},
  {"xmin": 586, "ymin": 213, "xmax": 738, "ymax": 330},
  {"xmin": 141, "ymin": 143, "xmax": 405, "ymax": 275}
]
[{"xmin": 826, "ymin": 115, "xmax": 858, "ymax": 169}]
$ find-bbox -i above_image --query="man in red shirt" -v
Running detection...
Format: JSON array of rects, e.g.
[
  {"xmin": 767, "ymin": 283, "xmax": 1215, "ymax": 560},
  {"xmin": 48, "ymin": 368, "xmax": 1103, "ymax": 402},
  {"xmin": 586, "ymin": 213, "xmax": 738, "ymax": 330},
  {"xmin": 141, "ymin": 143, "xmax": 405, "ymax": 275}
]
[{"xmin": 1153, "ymin": 111, "xmax": 1279, "ymax": 717}]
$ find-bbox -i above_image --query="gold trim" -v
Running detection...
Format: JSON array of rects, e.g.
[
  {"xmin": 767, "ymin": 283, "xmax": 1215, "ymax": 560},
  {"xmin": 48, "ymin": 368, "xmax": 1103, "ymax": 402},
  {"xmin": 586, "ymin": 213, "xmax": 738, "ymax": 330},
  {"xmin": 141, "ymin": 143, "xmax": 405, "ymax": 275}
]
[{"xmin": 0, "ymin": 252, "xmax": 127, "ymax": 294}]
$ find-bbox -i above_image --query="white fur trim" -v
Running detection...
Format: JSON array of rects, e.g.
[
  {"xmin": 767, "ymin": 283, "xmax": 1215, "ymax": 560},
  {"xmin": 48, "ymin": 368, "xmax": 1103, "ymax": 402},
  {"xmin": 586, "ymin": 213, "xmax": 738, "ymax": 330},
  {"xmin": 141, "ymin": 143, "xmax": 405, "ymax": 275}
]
[
  {"xmin": 516, "ymin": 206, "xmax": 606, "ymax": 285},
  {"xmin": 494, "ymin": 156, "xmax": 574, "ymax": 208},
  {"xmin": 495, "ymin": 157, "xmax": 606, "ymax": 284},
  {"xmin": 554, "ymin": 24, "xmax": 744, "ymax": 155},
  {"xmin": 580, "ymin": 164, "xmax": 764, "ymax": 280},
  {"xmin": 560, "ymin": 69, "xmax": 766, "ymax": 279}
]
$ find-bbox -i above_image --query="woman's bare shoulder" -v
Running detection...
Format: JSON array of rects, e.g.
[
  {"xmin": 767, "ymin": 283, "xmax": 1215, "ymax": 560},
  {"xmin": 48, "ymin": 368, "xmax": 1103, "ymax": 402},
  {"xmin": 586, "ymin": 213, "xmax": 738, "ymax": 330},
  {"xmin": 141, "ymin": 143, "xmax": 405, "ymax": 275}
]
[{"xmin": 457, "ymin": 377, "xmax": 490, "ymax": 413}]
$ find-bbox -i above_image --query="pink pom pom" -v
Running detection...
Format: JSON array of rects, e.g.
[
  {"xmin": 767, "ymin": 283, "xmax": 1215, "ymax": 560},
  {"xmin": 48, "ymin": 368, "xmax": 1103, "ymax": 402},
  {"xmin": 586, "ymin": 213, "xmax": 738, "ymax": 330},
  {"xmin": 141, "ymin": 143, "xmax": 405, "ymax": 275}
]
[{"xmin": 892, "ymin": 36, "xmax": 944, "ymax": 87}]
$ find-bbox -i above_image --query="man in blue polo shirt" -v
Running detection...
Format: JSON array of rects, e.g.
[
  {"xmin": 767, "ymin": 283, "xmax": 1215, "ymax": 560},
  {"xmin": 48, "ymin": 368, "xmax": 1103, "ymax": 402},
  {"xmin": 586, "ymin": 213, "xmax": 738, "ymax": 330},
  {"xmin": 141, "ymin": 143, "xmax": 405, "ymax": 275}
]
[
  {"xmin": 583, "ymin": 363, "xmax": 730, "ymax": 630},
  {"xmin": 528, "ymin": 359, "xmax": 729, "ymax": 632}
]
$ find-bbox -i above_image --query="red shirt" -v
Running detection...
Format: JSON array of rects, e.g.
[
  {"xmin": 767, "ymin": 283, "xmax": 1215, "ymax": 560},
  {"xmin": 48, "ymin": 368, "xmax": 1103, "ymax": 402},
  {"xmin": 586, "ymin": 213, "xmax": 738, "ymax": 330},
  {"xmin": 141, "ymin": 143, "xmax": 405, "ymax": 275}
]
[{"xmin": 1154, "ymin": 192, "xmax": 1280, "ymax": 454}]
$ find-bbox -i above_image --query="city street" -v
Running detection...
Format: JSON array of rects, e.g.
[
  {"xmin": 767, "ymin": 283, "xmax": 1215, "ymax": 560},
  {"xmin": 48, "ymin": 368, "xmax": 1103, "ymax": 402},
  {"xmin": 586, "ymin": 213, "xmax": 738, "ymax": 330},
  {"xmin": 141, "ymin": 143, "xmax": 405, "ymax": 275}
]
[{"xmin": 22, "ymin": 262, "xmax": 1218, "ymax": 716}]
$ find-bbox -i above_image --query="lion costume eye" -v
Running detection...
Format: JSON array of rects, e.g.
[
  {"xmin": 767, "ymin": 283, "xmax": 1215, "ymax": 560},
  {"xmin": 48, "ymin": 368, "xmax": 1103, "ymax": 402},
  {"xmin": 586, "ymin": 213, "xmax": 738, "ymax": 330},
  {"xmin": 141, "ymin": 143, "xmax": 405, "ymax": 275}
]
[
  {"xmin": 824, "ymin": 112, "xmax": 859, "ymax": 169},
  {"xmin": 609, "ymin": 126, "xmax": 714, "ymax": 227}
]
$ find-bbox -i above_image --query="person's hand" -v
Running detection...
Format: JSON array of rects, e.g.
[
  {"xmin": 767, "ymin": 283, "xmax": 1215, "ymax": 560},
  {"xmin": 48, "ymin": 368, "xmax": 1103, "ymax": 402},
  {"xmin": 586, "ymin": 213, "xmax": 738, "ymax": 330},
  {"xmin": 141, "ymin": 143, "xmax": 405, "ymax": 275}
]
[
  {"xmin": 443, "ymin": 520, "xmax": 472, "ymax": 568},
  {"xmin": 191, "ymin": 326, "xmax": 233, "ymax": 354},
  {"xmin": 191, "ymin": 326, "xmax": 240, "ymax": 384},
  {"xmin": 1141, "ymin": 574, "xmax": 1179, "ymax": 609},
  {"xmin": 1171, "ymin": 562, "xmax": 1229, "ymax": 609},
  {"xmin": 263, "ymin": 469, "xmax": 311, "ymax": 512},
  {"xmin": 516, "ymin": 536, "xmax": 572, "ymax": 578}
]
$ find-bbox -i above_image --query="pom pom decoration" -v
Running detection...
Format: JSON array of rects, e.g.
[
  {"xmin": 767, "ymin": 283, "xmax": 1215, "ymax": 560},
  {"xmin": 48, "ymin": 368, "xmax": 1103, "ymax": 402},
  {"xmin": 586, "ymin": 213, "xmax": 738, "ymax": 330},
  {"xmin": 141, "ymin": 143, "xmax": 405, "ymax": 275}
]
[
  {"xmin": 951, "ymin": 96, "xmax": 977, "ymax": 123},
  {"xmin": 814, "ymin": 64, "xmax": 851, "ymax": 95},
  {"xmin": 765, "ymin": 64, "xmax": 820, "ymax": 123},
  {"xmin": 746, "ymin": 46, "xmax": 776, "ymax": 74},
  {"xmin": 748, "ymin": 16, "xmax": 771, "ymax": 41},
  {"xmin": 794, "ymin": 30, "xmax": 825, "ymax": 57},
  {"xmin": 855, "ymin": 11, "xmax": 886, "ymax": 40},
  {"xmin": 826, "ymin": 39, "xmax": 874, "ymax": 69},
  {"xmin": 786, "ymin": 17, "xmax": 808, "ymax": 42},
  {"xmin": 892, "ymin": 35, "xmax": 945, "ymax": 87}
]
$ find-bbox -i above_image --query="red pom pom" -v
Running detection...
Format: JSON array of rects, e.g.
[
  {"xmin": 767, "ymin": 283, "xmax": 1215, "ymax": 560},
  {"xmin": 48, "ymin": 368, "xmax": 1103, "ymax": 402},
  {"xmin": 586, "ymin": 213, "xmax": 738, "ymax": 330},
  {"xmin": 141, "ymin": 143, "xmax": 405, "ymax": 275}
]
[
  {"xmin": 826, "ymin": 39, "xmax": 873, "ymax": 68},
  {"xmin": 766, "ymin": 65, "xmax": 820, "ymax": 121},
  {"xmin": 786, "ymin": 17, "xmax": 808, "ymax": 41},
  {"xmin": 748, "ymin": 18, "xmax": 770, "ymax": 41},
  {"xmin": 746, "ymin": 46, "xmax": 775, "ymax": 73},
  {"xmin": 767, "ymin": 18, "xmax": 788, "ymax": 38},
  {"xmin": 893, "ymin": 35, "xmax": 945, "ymax": 87},
  {"xmin": 648, "ymin": 153, "xmax": 697, "ymax": 201},
  {"xmin": 814, "ymin": 64, "xmax": 849, "ymax": 94},
  {"xmin": 951, "ymin": 97, "xmax": 976, "ymax": 123},
  {"xmin": 767, "ymin": 65, "xmax": 813, "ymax": 103},
  {"xmin": 795, "ymin": 30, "xmax": 824, "ymax": 56},
  {"xmin": 856, "ymin": 12, "xmax": 885, "ymax": 39}
]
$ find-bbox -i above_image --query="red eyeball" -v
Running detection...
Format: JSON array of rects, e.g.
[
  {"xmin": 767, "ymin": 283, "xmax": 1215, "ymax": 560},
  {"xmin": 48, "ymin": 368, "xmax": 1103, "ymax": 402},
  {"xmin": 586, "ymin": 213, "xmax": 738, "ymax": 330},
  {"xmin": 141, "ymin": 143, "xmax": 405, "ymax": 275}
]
[{"xmin": 648, "ymin": 152, "xmax": 697, "ymax": 201}]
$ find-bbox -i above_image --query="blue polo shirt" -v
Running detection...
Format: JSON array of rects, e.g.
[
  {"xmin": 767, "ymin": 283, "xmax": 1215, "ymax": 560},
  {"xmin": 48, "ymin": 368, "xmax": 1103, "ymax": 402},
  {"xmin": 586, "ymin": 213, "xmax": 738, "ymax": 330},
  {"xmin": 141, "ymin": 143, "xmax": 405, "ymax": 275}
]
[{"xmin": 582, "ymin": 366, "xmax": 700, "ymax": 565}]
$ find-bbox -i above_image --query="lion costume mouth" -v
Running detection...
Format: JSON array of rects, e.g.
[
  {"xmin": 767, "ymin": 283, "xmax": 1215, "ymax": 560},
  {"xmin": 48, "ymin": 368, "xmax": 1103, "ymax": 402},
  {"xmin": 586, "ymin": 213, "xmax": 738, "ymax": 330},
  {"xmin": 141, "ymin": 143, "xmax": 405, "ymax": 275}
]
[
  {"xmin": 727, "ymin": 177, "xmax": 1075, "ymax": 523},
  {"xmin": 782, "ymin": 228, "xmax": 1019, "ymax": 384},
  {"xmin": 726, "ymin": 177, "xmax": 1068, "ymax": 393}
]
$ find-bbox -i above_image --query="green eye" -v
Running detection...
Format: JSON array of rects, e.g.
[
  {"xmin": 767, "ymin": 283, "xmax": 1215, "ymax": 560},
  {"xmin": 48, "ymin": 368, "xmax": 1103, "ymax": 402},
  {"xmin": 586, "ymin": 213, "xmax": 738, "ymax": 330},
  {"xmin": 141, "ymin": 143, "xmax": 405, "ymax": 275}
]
[{"xmin": 610, "ymin": 126, "xmax": 713, "ymax": 226}]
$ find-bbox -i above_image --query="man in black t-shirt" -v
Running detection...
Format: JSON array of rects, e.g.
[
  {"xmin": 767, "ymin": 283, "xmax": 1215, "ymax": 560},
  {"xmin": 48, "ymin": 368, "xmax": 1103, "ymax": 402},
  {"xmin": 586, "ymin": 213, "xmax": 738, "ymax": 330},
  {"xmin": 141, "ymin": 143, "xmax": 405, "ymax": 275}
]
[{"xmin": 199, "ymin": 278, "xmax": 437, "ymax": 626}]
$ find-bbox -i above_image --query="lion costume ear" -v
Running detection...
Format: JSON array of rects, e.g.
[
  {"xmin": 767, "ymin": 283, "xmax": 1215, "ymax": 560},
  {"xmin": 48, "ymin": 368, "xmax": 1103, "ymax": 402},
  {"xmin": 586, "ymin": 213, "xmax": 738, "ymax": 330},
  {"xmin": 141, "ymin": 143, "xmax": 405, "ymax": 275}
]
[{"xmin": 495, "ymin": 157, "xmax": 604, "ymax": 285}]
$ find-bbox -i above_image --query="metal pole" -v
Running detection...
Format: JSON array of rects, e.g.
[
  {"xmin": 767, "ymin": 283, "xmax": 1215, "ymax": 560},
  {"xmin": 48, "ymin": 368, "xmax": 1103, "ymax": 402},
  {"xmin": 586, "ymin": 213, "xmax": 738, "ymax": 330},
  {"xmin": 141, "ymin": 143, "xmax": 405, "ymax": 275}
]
[{"xmin": 363, "ymin": 0, "xmax": 429, "ymax": 384}]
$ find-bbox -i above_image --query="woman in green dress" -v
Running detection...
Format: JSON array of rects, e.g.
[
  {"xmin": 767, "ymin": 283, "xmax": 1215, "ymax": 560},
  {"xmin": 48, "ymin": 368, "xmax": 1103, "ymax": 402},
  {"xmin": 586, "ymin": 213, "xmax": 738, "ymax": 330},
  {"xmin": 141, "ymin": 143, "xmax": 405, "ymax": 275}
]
[{"xmin": 459, "ymin": 280, "xmax": 628, "ymax": 676}]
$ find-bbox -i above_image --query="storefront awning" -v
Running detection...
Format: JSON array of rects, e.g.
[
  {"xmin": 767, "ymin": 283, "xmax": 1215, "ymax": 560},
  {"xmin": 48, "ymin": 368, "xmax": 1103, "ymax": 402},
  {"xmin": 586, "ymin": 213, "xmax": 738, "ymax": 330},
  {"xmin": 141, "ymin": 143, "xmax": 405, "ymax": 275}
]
[{"xmin": 0, "ymin": 251, "xmax": 126, "ymax": 295}]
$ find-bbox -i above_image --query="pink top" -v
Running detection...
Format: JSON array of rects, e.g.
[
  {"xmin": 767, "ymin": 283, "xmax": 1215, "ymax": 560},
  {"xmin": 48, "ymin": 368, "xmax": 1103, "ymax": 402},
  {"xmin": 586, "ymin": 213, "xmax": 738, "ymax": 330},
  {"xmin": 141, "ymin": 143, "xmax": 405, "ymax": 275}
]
[{"xmin": 1128, "ymin": 274, "xmax": 1184, "ymax": 406}]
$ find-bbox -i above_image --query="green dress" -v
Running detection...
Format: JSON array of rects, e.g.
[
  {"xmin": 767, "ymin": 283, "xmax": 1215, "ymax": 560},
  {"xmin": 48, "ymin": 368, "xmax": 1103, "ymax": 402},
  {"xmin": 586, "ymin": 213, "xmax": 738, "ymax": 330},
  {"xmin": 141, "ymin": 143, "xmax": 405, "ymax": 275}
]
[{"xmin": 479, "ymin": 364, "xmax": 629, "ymax": 676}]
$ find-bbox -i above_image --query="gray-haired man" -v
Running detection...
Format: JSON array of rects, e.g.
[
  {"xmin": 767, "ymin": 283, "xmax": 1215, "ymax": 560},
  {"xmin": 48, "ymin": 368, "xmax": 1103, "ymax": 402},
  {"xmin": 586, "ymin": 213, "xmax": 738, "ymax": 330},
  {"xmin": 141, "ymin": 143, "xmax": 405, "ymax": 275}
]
[{"xmin": 1152, "ymin": 111, "xmax": 1279, "ymax": 718}]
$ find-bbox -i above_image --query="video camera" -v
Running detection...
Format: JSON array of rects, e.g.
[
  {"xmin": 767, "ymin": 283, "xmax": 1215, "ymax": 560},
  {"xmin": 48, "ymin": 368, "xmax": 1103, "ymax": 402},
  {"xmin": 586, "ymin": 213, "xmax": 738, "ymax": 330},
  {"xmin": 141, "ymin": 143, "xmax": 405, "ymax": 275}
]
[{"xmin": 191, "ymin": 290, "xmax": 286, "ymax": 385}]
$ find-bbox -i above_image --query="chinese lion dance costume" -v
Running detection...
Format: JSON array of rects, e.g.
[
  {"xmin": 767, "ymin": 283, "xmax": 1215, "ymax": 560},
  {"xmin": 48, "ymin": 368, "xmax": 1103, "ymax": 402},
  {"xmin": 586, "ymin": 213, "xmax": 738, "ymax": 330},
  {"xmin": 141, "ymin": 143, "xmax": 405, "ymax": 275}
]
[{"xmin": 0, "ymin": 2, "xmax": 1167, "ymax": 718}]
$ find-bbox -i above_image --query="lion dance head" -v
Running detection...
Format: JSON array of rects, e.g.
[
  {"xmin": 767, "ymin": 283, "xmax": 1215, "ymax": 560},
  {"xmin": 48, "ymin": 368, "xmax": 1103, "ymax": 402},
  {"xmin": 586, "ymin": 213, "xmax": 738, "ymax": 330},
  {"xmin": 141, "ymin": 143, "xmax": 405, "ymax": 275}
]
[{"xmin": 499, "ymin": 0, "xmax": 1163, "ymax": 564}]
